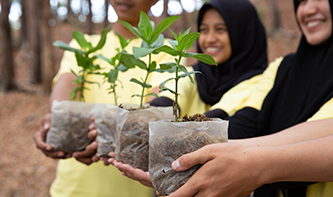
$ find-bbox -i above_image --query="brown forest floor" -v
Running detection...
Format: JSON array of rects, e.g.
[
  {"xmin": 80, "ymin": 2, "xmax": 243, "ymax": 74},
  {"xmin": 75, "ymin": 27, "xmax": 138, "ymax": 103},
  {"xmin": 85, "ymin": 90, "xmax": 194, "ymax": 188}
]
[{"xmin": 0, "ymin": 1, "xmax": 301, "ymax": 196}]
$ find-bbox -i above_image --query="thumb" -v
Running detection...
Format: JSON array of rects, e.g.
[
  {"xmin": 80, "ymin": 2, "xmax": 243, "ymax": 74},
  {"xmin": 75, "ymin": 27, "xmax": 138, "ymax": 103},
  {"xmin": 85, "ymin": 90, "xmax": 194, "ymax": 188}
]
[{"xmin": 171, "ymin": 145, "xmax": 212, "ymax": 171}]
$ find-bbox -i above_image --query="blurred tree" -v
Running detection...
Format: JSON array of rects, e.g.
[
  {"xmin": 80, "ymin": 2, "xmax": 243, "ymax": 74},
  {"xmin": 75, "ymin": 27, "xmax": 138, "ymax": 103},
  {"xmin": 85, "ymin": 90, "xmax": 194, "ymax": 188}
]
[
  {"xmin": 0, "ymin": 0, "xmax": 17, "ymax": 92},
  {"xmin": 25, "ymin": 0, "xmax": 41, "ymax": 83},
  {"xmin": 20, "ymin": 0, "xmax": 28, "ymax": 47},
  {"xmin": 104, "ymin": 0, "xmax": 109, "ymax": 28},
  {"xmin": 39, "ymin": 0, "xmax": 54, "ymax": 94},
  {"xmin": 270, "ymin": 0, "xmax": 280, "ymax": 32},
  {"xmin": 87, "ymin": 0, "xmax": 93, "ymax": 34}
]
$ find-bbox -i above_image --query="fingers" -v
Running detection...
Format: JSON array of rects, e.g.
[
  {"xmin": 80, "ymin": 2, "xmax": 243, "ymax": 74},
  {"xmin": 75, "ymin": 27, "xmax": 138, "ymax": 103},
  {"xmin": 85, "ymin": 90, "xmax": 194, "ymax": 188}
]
[
  {"xmin": 88, "ymin": 129, "xmax": 97, "ymax": 141},
  {"xmin": 72, "ymin": 141, "xmax": 98, "ymax": 165},
  {"xmin": 113, "ymin": 161, "xmax": 154, "ymax": 188},
  {"xmin": 172, "ymin": 145, "xmax": 214, "ymax": 171}
]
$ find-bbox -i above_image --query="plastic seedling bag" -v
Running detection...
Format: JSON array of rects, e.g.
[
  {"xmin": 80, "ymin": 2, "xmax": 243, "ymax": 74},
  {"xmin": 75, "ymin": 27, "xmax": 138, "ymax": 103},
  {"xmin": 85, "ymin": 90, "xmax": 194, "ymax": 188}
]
[
  {"xmin": 46, "ymin": 100, "xmax": 95, "ymax": 153},
  {"xmin": 115, "ymin": 105, "xmax": 173, "ymax": 171},
  {"xmin": 149, "ymin": 118, "xmax": 228, "ymax": 196},
  {"xmin": 94, "ymin": 103, "xmax": 118, "ymax": 157}
]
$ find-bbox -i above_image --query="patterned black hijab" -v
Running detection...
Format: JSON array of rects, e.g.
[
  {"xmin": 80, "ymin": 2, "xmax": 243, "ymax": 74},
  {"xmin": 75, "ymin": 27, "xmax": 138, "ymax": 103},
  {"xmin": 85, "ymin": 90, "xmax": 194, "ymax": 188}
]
[
  {"xmin": 193, "ymin": 0, "xmax": 268, "ymax": 106},
  {"xmin": 258, "ymin": 0, "xmax": 333, "ymax": 135}
]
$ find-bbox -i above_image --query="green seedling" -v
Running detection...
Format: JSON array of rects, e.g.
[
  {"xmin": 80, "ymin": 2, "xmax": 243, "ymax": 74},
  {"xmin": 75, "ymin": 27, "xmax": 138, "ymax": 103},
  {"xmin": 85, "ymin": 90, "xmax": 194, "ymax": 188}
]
[
  {"xmin": 157, "ymin": 28, "xmax": 217, "ymax": 121},
  {"xmin": 94, "ymin": 33, "xmax": 136, "ymax": 106},
  {"xmin": 118, "ymin": 11, "xmax": 179, "ymax": 109},
  {"xmin": 53, "ymin": 26, "xmax": 109, "ymax": 102}
]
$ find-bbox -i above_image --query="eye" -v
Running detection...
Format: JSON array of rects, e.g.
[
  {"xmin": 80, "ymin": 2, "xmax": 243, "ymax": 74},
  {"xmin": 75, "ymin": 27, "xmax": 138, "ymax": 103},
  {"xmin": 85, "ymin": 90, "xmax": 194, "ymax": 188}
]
[{"xmin": 199, "ymin": 27, "xmax": 208, "ymax": 33}]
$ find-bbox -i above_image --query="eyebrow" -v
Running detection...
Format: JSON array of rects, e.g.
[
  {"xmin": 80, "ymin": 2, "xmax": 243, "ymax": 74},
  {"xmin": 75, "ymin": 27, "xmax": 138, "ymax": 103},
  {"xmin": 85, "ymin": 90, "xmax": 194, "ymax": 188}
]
[{"xmin": 200, "ymin": 22, "xmax": 227, "ymax": 26}]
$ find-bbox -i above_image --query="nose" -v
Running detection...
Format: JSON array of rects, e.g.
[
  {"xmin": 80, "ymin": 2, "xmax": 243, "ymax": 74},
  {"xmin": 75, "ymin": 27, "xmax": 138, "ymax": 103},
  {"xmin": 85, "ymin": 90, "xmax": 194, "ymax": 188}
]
[
  {"xmin": 302, "ymin": 0, "xmax": 319, "ymax": 16},
  {"xmin": 206, "ymin": 30, "xmax": 218, "ymax": 43}
]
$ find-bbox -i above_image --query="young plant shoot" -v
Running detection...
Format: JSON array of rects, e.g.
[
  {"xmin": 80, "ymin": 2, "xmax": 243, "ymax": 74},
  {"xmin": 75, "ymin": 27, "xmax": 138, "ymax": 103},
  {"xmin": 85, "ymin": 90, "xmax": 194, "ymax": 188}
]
[
  {"xmin": 94, "ymin": 33, "xmax": 136, "ymax": 106},
  {"xmin": 158, "ymin": 28, "xmax": 217, "ymax": 121},
  {"xmin": 52, "ymin": 26, "xmax": 109, "ymax": 102},
  {"xmin": 118, "ymin": 11, "xmax": 179, "ymax": 109}
]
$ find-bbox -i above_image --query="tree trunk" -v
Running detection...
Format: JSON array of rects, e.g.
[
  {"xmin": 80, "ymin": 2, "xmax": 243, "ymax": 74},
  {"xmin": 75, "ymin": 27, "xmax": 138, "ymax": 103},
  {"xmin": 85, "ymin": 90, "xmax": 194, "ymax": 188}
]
[
  {"xmin": 87, "ymin": 0, "xmax": 93, "ymax": 34},
  {"xmin": 270, "ymin": 0, "xmax": 280, "ymax": 32},
  {"xmin": 25, "ymin": 0, "xmax": 41, "ymax": 84},
  {"xmin": 39, "ymin": 0, "xmax": 55, "ymax": 94},
  {"xmin": 20, "ymin": 0, "xmax": 28, "ymax": 47},
  {"xmin": 0, "ymin": 0, "xmax": 17, "ymax": 92},
  {"xmin": 104, "ymin": 0, "xmax": 109, "ymax": 28}
]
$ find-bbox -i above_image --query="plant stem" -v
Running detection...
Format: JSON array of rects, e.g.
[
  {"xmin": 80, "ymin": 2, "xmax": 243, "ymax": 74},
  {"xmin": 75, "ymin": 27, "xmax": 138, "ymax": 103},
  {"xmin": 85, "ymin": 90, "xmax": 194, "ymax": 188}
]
[
  {"xmin": 140, "ymin": 53, "xmax": 152, "ymax": 109},
  {"xmin": 174, "ymin": 56, "xmax": 183, "ymax": 122},
  {"xmin": 113, "ymin": 85, "xmax": 117, "ymax": 106}
]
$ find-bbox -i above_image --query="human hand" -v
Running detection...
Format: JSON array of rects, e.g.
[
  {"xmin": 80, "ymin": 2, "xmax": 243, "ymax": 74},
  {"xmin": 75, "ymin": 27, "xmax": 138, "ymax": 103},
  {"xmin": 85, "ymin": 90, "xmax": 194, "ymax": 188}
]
[
  {"xmin": 112, "ymin": 159, "xmax": 154, "ymax": 188},
  {"xmin": 167, "ymin": 143, "xmax": 263, "ymax": 197},
  {"xmin": 33, "ymin": 113, "xmax": 71, "ymax": 159},
  {"xmin": 72, "ymin": 114, "xmax": 100, "ymax": 165}
]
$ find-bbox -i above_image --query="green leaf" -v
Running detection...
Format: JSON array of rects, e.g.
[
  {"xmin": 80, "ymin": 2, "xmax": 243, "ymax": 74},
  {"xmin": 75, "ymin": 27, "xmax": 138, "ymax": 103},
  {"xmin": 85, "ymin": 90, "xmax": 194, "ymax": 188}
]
[
  {"xmin": 118, "ymin": 20, "xmax": 143, "ymax": 41},
  {"xmin": 107, "ymin": 69, "xmax": 119, "ymax": 83},
  {"xmin": 150, "ymin": 34, "xmax": 164, "ymax": 48},
  {"xmin": 138, "ymin": 11, "xmax": 153, "ymax": 41},
  {"xmin": 53, "ymin": 41, "xmax": 84, "ymax": 55},
  {"xmin": 151, "ymin": 16, "xmax": 179, "ymax": 44},
  {"xmin": 168, "ymin": 40, "xmax": 178, "ymax": 50},
  {"xmin": 179, "ymin": 70, "xmax": 201, "ymax": 84},
  {"xmin": 75, "ymin": 51, "xmax": 88, "ymax": 68},
  {"xmin": 160, "ymin": 86, "xmax": 176, "ymax": 95},
  {"xmin": 160, "ymin": 62, "xmax": 176, "ymax": 70},
  {"xmin": 159, "ymin": 77, "xmax": 174, "ymax": 90},
  {"xmin": 134, "ymin": 58, "xmax": 147, "ymax": 70},
  {"xmin": 168, "ymin": 28, "xmax": 179, "ymax": 42},
  {"xmin": 133, "ymin": 47, "xmax": 155, "ymax": 59},
  {"xmin": 155, "ymin": 45, "xmax": 178, "ymax": 56},
  {"xmin": 85, "ymin": 80, "xmax": 100, "ymax": 88},
  {"xmin": 130, "ymin": 78, "xmax": 152, "ymax": 88},
  {"xmin": 143, "ymin": 92, "xmax": 159, "ymax": 98},
  {"xmin": 72, "ymin": 30, "xmax": 92, "ymax": 50},
  {"xmin": 178, "ymin": 32, "xmax": 200, "ymax": 51},
  {"xmin": 149, "ymin": 61, "xmax": 157, "ymax": 71},
  {"xmin": 88, "ymin": 26, "xmax": 109, "ymax": 54},
  {"xmin": 117, "ymin": 63, "xmax": 129, "ymax": 72},
  {"xmin": 187, "ymin": 53, "xmax": 217, "ymax": 65},
  {"xmin": 70, "ymin": 69, "xmax": 78, "ymax": 77},
  {"xmin": 131, "ymin": 94, "xmax": 141, "ymax": 98},
  {"xmin": 94, "ymin": 54, "xmax": 112, "ymax": 64},
  {"xmin": 183, "ymin": 27, "xmax": 191, "ymax": 36},
  {"xmin": 116, "ymin": 32, "xmax": 128, "ymax": 50},
  {"xmin": 119, "ymin": 52, "xmax": 136, "ymax": 69},
  {"xmin": 70, "ymin": 88, "xmax": 77, "ymax": 100}
]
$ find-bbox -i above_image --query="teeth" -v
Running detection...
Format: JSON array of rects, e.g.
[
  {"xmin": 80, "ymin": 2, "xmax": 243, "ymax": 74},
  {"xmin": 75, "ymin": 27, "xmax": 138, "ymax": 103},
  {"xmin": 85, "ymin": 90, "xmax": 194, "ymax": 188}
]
[
  {"xmin": 206, "ymin": 48, "xmax": 220, "ymax": 53},
  {"xmin": 307, "ymin": 21, "xmax": 322, "ymax": 28}
]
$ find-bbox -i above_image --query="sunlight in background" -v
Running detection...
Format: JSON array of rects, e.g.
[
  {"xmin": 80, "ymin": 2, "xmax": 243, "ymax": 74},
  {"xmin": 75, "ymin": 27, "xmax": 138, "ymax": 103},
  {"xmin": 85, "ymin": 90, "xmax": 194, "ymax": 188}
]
[{"xmin": 4, "ymin": 0, "xmax": 205, "ymax": 29}]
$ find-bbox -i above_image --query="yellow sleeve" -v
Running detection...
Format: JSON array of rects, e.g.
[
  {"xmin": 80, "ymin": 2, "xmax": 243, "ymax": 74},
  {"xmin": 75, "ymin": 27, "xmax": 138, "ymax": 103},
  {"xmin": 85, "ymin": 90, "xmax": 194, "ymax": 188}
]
[
  {"xmin": 307, "ymin": 97, "xmax": 333, "ymax": 121},
  {"xmin": 210, "ymin": 74, "xmax": 262, "ymax": 117},
  {"xmin": 243, "ymin": 57, "xmax": 283, "ymax": 110}
]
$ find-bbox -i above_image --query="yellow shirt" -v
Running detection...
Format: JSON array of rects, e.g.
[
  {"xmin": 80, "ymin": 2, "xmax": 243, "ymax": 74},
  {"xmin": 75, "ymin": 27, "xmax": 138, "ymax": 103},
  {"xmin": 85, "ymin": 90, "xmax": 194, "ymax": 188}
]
[
  {"xmin": 50, "ymin": 30, "xmax": 177, "ymax": 197},
  {"xmin": 158, "ymin": 67, "xmax": 262, "ymax": 118},
  {"xmin": 241, "ymin": 57, "xmax": 333, "ymax": 197}
]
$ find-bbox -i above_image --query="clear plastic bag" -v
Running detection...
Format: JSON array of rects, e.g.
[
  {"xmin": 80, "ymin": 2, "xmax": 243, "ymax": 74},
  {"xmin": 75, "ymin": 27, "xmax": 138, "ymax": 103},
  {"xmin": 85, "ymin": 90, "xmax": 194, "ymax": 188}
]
[
  {"xmin": 149, "ymin": 119, "xmax": 228, "ymax": 196},
  {"xmin": 115, "ymin": 106, "xmax": 173, "ymax": 171},
  {"xmin": 94, "ymin": 103, "xmax": 118, "ymax": 157},
  {"xmin": 46, "ymin": 100, "xmax": 95, "ymax": 153}
]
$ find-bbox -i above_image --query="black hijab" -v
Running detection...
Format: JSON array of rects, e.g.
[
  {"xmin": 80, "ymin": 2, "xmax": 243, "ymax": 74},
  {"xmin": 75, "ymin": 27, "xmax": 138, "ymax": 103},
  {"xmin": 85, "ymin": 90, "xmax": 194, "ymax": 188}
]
[
  {"xmin": 193, "ymin": 0, "xmax": 268, "ymax": 106},
  {"xmin": 258, "ymin": 0, "xmax": 333, "ymax": 136}
]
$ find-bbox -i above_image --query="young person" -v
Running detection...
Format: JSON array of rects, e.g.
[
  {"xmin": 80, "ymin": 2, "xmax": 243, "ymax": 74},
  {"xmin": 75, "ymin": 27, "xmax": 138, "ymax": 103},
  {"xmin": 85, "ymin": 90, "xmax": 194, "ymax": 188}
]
[
  {"xmin": 111, "ymin": 0, "xmax": 333, "ymax": 196},
  {"xmin": 150, "ymin": 0, "xmax": 268, "ymax": 119},
  {"xmin": 171, "ymin": 0, "xmax": 333, "ymax": 196},
  {"xmin": 33, "ymin": 0, "xmax": 177, "ymax": 196}
]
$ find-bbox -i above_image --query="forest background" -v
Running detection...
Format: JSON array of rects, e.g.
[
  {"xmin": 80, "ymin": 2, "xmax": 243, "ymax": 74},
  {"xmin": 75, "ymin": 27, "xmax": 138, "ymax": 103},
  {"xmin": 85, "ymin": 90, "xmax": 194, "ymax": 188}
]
[{"xmin": 0, "ymin": 0, "xmax": 301, "ymax": 196}]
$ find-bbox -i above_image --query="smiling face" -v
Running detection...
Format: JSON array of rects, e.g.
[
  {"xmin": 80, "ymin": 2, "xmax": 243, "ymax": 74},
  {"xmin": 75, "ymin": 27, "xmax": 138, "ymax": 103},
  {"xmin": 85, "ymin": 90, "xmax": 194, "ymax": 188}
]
[
  {"xmin": 297, "ymin": 0, "xmax": 332, "ymax": 45},
  {"xmin": 111, "ymin": 0, "xmax": 158, "ymax": 26},
  {"xmin": 198, "ymin": 8, "xmax": 232, "ymax": 65}
]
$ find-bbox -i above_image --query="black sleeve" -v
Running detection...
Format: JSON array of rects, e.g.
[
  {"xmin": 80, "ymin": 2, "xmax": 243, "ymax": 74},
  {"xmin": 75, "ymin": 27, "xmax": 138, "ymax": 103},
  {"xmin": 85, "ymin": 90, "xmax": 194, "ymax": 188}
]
[
  {"xmin": 204, "ymin": 109, "xmax": 229, "ymax": 120},
  {"xmin": 228, "ymin": 107, "xmax": 259, "ymax": 139},
  {"xmin": 149, "ymin": 96, "xmax": 174, "ymax": 107}
]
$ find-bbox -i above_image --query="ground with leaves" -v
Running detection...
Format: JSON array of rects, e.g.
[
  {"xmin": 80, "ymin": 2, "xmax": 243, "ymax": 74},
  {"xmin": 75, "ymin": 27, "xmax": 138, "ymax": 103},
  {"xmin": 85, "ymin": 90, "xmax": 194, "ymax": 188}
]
[{"xmin": 0, "ymin": 1, "xmax": 300, "ymax": 196}]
